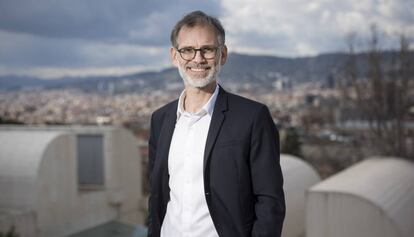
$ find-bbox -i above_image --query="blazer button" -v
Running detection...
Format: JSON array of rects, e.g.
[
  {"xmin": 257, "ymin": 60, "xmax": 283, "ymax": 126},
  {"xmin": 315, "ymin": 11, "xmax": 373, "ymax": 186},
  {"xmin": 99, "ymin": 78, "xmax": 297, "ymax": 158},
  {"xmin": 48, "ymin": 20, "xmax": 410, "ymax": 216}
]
[{"xmin": 205, "ymin": 192, "xmax": 210, "ymax": 196}]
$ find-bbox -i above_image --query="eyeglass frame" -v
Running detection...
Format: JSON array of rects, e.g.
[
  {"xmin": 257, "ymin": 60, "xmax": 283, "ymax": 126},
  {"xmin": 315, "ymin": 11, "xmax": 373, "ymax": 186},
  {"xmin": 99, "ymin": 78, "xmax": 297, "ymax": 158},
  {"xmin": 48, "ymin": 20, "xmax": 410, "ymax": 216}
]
[{"xmin": 175, "ymin": 45, "xmax": 223, "ymax": 61}]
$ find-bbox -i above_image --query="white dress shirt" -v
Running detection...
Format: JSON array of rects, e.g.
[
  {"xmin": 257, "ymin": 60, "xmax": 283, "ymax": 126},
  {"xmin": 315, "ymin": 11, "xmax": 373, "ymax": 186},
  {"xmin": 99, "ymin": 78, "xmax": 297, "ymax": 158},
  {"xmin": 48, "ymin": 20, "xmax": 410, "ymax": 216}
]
[{"xmin": 160, "ymin": 84, "xmax": 220, "ymax": 237}]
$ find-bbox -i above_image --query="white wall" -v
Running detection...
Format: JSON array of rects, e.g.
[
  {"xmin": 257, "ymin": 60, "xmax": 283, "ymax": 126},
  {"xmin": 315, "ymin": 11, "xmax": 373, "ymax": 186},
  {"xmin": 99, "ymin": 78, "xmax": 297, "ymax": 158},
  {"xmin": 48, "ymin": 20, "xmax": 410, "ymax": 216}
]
[
  {"xmin": 107, "ymin": 128, "xmax": 144, "ymax": 224},
  {"xmin": 0, "ymin": 127, "xmax": 143, "ymax": 237},
  {"xmin": 306, "ymin": 158, "xmax": 414, "ymax": 237},
  {"xmin": 36, "ymin": 132, "xmax": 119, "ymax": 237},
  {"xmin": 306, "ymin": 192, "xmax": 399, "ymax": 237},
  {"xmin": 280, "ymin": 154, "xmax": 320, "ymax": 237},
  {"xmin": 0, "ymin": 209, "xmax": 37, "ymax": 237}
]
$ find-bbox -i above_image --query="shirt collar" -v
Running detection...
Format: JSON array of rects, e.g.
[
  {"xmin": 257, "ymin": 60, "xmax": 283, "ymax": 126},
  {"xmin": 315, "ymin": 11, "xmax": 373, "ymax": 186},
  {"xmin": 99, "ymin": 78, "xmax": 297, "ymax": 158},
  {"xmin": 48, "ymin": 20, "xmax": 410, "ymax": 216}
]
[{"xmin": 176, "ymin": 83, "xmax": 219, "ymax": 121}]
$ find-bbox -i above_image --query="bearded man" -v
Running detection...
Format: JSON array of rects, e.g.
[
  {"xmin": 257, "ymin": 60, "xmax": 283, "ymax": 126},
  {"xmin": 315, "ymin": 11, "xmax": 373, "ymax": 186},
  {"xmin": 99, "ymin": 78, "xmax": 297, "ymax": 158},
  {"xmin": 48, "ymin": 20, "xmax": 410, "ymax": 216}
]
[{"xmin": 148, "ymin": 10, "xmax": 285, "ymax": 237}]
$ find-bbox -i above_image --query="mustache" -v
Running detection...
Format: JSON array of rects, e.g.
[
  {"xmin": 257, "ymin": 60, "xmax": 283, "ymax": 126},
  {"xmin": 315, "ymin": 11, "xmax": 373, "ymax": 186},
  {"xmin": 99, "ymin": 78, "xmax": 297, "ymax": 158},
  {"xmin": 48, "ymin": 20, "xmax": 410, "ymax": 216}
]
[{"xmin": 186, "ymin": 64, "xmax": 211, "ymax": 69}]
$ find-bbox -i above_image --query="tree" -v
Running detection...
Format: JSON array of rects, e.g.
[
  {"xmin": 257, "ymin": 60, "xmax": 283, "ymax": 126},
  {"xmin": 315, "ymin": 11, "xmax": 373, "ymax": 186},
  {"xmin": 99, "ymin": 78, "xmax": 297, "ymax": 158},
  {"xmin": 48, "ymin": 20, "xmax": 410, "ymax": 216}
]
[
  {"xmin": 281, "ymin": 126, "xmax": 302, "ymax": 157},
  {"xmin": 0, "ymin": 226, "xmax": 19, "ymax": 237},
  {"xmin": 341, "ymin": 25, "xmax": 414, "ymax": 159}
]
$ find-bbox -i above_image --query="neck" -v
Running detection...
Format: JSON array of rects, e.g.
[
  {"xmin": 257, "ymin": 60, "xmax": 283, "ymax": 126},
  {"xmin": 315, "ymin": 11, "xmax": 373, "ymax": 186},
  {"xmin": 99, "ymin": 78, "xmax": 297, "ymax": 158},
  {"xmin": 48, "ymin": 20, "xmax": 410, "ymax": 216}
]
[{"xmin": 183, "ymin": 81, "xmax": 216, "ymax": 113}]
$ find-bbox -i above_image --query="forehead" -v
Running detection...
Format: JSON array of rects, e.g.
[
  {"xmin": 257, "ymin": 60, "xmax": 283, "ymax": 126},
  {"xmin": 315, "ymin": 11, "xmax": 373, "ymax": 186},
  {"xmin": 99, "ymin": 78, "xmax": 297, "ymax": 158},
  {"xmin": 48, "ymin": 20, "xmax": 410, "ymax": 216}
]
[{"xmin": 176, "ymin": 25, "xmax": 218, "ymax": 47}]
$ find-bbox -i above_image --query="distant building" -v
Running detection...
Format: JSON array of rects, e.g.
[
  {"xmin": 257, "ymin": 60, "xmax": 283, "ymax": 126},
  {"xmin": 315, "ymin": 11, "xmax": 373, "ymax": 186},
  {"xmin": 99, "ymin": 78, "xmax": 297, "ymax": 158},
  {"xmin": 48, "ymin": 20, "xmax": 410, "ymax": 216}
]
[
  {"xmin": 325, "ymin": 73, "xmax": 336, "ymax": 89},
  {"xmin": 0, "ymin": 126, "xmax": 145, "ymax": 237},
  {"xmin": 273, "ymin": 78, "xmax": 292, "ymax": 91},
  {"xmin": 306, "ymin": 157, "xmax": 414, "ymax": 237}
]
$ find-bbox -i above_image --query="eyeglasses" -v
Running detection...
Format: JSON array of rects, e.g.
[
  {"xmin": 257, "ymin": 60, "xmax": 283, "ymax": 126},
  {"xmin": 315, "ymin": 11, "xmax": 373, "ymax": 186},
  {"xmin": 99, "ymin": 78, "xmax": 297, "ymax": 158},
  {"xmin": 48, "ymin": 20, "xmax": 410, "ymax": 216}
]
[{"xmin": 176, "ymin": 45, "xmax": 222, "ymax": 61}]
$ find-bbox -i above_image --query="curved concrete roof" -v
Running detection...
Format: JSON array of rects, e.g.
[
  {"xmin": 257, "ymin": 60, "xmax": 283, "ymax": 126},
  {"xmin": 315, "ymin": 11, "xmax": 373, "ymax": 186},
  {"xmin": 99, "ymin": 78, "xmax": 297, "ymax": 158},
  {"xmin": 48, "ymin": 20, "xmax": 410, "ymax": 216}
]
[
  {"xmin": 309, "ymin": 157, "xmax": 414, "ymax": 237},
  {"xmin": 281, "ymin": 154, "xmax": 320, "ymax": 184},
  {"xmin": 0, "ymin": 131, "xmax": 65, "ymax": 177},
  {"xmin": 280, "ymin": 154, "xmax": 320, "ymax": 237}
]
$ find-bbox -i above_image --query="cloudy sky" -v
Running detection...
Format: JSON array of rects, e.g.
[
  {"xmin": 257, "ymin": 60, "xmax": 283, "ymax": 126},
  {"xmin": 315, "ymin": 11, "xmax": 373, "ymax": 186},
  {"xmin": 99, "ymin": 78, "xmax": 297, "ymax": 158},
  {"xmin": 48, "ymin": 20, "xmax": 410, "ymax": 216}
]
[{"xmin": 0, "ymin": 0, "xmax": 413, "ymax": 78}]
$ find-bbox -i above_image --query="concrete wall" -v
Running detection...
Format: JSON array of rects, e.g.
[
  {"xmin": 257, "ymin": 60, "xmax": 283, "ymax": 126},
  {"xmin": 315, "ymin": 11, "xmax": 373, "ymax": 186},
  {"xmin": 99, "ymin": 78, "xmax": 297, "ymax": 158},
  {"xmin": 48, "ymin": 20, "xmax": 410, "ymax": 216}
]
[
  {"xmin": 35, "ymin": 132, "xmax": 118, "ymax": 237},
  {"xmin": 306, "ymin": 158, "xmax": 414, "ymax": 237},
  {"xmin": 35, "ymin": 127, "xmax": 143, "ymax": 237},
  {"xmin": 0, "ymin": 131, "xmax": 62, "ymax": 210},
  {"xmin": 280, "ymin": 154, "xmax": 320, "ymax": 237},
  {"xmin": 0, "ymin": 126, "xmax": 143, "ymax": 237},
  {"xmin": 0, "ymin": 209, "xmax": 37, "ymax": 237},
  {"xmin": 306, "ymin": 192, "xmax": 399, "ymax": 237},
  {"xmin": 106, "ymin": 128, "xmax": 144, "ymax": 225}
]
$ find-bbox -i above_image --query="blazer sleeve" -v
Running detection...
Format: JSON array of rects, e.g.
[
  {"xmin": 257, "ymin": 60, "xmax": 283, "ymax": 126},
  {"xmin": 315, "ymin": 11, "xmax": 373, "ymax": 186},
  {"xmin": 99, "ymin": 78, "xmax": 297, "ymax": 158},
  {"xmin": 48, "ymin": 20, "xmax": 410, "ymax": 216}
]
[
  {"xmin": 147, "ymin": 113, "xmax": 157, "ymax": 237},
  {"xmin": 250, "ymin": 105, "xmax": 286, "ymax": 237}
]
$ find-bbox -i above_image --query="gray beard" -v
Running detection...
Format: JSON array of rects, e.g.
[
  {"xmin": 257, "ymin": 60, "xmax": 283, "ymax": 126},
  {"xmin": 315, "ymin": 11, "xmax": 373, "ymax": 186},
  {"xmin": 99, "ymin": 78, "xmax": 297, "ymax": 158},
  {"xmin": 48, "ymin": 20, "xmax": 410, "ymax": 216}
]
[{"xmin": 178, "ymin": 60, "xmax": 221, "ymax": 88}]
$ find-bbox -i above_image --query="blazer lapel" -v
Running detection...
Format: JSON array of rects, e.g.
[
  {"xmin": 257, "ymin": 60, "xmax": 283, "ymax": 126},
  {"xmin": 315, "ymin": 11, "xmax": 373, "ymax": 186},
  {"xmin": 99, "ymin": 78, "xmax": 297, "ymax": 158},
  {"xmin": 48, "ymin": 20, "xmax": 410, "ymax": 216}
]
[
  {"xmin": 203, "ymin": 86, "xmax": 228, "ymax": 171},
  {"xmin": 154, "ymin": 101, "xmax": 177, "ymax": 182}
]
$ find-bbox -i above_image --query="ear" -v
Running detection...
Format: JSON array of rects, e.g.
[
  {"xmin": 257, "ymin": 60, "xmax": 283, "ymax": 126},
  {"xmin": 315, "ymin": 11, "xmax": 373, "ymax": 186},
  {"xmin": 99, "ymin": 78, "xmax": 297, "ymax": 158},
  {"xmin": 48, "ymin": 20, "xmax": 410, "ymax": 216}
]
[
  {"xmin": 220, "ymin": 45, "xmax": 228, "ymax": 66},
  {"xmin": 170, "ymin": 47, "xmax": 179, "ymax": 67}
]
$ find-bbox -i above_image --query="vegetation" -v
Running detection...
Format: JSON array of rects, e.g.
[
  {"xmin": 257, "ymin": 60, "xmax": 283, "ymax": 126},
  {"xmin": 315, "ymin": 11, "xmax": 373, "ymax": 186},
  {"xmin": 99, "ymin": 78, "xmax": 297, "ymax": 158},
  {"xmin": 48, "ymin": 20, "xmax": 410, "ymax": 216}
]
[
  {"xmin": 0, "ymin": 226, "xmax": 19, "ymax": 237},
  {"xmin": 281, "ymin": 126, "xmax": 302, "ymax": 157},
  {"xmin": 0, "ymin": 116, "xmax": 24, "ymax": 124},
  {"xmin": 339, "ymin": 25, "xmax": 414, "ymax": 160}
]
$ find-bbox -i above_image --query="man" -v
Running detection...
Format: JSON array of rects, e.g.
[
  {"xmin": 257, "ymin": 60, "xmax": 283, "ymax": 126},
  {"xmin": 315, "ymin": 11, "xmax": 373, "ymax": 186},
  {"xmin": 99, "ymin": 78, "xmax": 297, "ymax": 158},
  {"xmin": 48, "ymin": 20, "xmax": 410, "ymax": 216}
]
[{"xmin": 148, "ymin": 10, "xmax": 285, "ymax": 237}]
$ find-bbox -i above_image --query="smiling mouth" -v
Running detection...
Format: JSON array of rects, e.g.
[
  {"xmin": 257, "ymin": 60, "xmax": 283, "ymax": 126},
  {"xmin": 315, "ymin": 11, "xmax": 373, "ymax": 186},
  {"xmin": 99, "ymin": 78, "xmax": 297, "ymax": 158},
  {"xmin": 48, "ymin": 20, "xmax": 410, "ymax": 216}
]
[{"xmin": 187, "ymin": 66, "xmax": 211, "ymax": 72}]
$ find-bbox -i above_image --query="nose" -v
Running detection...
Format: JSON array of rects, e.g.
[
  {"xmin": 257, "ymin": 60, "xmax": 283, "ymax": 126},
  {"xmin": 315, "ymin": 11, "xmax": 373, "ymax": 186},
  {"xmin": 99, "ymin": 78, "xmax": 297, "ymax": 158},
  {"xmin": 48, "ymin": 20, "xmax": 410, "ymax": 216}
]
[{"xmin": 192, "ymin": 50, "xmax": 207, "ymax": 63}]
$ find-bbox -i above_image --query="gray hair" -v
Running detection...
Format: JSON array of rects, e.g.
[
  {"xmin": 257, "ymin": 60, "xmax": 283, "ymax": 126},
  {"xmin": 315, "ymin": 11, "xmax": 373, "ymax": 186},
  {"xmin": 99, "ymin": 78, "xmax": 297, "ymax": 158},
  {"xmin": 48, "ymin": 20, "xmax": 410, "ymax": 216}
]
[{"xmin": 170, "ymin": 10, "xmax": 225, "ymax": 48}]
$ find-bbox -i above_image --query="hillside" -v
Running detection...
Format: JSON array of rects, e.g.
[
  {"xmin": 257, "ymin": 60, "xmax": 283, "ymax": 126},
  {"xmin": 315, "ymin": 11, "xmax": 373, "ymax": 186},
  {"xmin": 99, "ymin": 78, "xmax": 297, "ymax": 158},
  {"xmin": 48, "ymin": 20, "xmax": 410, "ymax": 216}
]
[{"xmin": 0, "ymin": 51, "xmax": 408, "ymax": 92}]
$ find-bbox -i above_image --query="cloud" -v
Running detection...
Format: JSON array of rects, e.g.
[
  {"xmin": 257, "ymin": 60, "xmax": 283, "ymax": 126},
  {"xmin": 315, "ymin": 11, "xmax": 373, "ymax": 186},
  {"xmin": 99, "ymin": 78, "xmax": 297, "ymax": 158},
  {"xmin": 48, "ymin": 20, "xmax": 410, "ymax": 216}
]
[
  {"xmin": 220, "ymin": 0, "xmax": 414, "ymax": 56},
  {"xmin": 0, "ymin": 30, "xmax": 169, "ymax": 66},
  {"xmin": 0, "ymin": 0, "xmax": 222, "ymax": 45},
  {"xmin": 0, "ymin": 65, "xmax": 160, "ymax": 79},
  {"xmin": 0, "ymin": 29, "xmax": 172, "ymax": 78},
  {"xmin": 0, "ymin": 0, "xmax": 222, "ymax": 78},
  {"xmin": 0, "ymin": 0, "xmax": 412, "ymax": 78}
]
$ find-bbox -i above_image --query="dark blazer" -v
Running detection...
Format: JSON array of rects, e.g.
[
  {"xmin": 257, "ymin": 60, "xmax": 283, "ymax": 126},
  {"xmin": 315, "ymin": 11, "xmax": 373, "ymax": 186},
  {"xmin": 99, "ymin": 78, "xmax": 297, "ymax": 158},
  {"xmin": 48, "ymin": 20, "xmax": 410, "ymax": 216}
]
[{"xmin": 148, "ymin": 86, "xmax": 285, "ymax": 237}]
